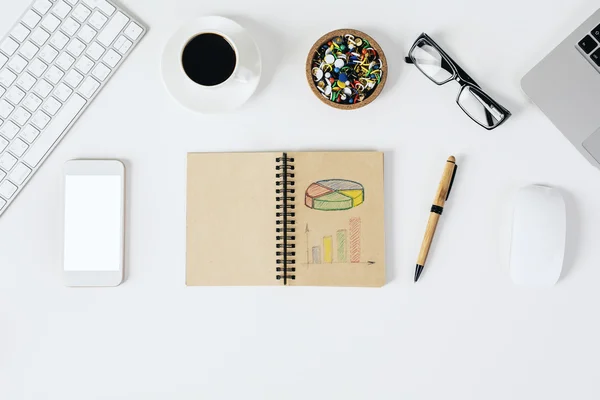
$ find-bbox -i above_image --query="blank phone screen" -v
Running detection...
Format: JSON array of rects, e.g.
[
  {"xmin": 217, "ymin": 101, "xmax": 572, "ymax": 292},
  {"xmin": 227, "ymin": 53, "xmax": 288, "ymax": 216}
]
[{"xmin": 64, "ymin": 175, "xmax": 122, "ymax": 271}]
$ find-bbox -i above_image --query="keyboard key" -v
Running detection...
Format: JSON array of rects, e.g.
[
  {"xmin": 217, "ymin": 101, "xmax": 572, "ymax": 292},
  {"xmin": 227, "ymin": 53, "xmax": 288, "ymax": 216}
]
[
  {"xmin": 89, "ymin": 11, "xmax": 108, "ymax": 30},
  {"xmin": 75, "ymin": 55, "xmax": 94, "ymax": 73},
  {"xmin": 24, "ymin": 94, "xmax": 86, "ymax": 167},
  {"xmin": 49, "ymin": 31, "xmax": 69, "ymax": 49},
  {"xmin": 22, "ymin": 10, "xmax": 42, "ymax": 29},
  {"xmin": 0, "ymin": 198, "xmax": 6, "ymax": 209},
  {"xmin": 0, "ymin": 69, "xmax": 17, "ymax": 86},
  {"xmin": 56, "ymin": 52, "xmax": 75, "ymax": 71},
  {"xmin": 17, "ymin": 72, "xmax": 37, "ymax": 91},
  {"xmin": 52, "ymin": 1, "xmax": 72, "ymax": 18},
  {"xmin": 9, "ymin": 162, "xmax": 32, "ymax": 185},
  {"xmin": 19, "ymin": 41, "xmax": 39, "ymax": 60},
  {"xmin": 5, "ymin": 87, "xmax": 25, "ymax": 105},
  {"xmin": 0, "ymin": 87, "xmax": 5, "ymax": 97},
  {"xmin": 114, "ymin": 35, "xmax": 132, "ymax": 54},
  {"xmin": 54, "ymin": 83, "xmax": 72, "ymax": 101},
  {"xmin": 0, "ymin": 100, "xmax": 15, "ymax": 119},
  {"xmin": 92, "ymin": 63, "xmax": 111, "ymax": 81},
  {"xmin": 23, "ymin": 93, "xmax": 43, "ymax": 111},
  {"xmin": 85, "ymin": 0, "xmax": 116, "ymax": 16},
  {"xmin": 98, "ymin": 0, "xmax": 116, "ymax": 16},
  {"xmin": 42, "ymin": 14, "xmax": 61, "ymax": 32},
  {"xmin": 0, "ymin": 38, "xmax": 20, "ymax": 56},
  {"xmin": 31, "ymin": 111, "xmax": 51, "ymax": 129},
  {"xmin": 30, "ymin": 27, "xmax": 50, "ymax": 46},
  {"xmin": 13, "ymin": 107, "xmax": 32, "ymax": 126},
  {"xmin": 102, "ymin": 49, "xmax": 121, "ymax": 68},
  {"xmin": 0, "ymin": 54, "xmax": 7, "ymax": 68},
  {"xmin": 72, "ymin": 4, "xmax": 91, "ymax": 23},
  {"xmin": 578, "ymin": 35, "xmax": 597, "ymax": 54},
  {"xmin": 124, "ymin": 22, "xmax": 143, "ymax": 41},
  {"xmin": 28, "ymin": 59, "xmax": 48, "ymax": 77},
  {"xmin": 39, "ymin": 45, "xmax": 59, "ymax": 63},
  {"xmin": 43, "ymin": 97, "xmax": 62, "ymax": 115},
  {"xmin": 0, "ymin": 180, "xmax": 17, "ymax": 198},
  {"xmin": 20, "ymin": 125, "xmax": 40, "ymax": 143},
  {"xmin": 64, "ymin": 69, "xmax": 83, "ymax": 88},
  {"xmin": 98, "ymin": 12, "xmax": 128, "ymax": 47},
  {"xmin": 9, "ymin": 138, "xmax": 28, "ymax": 157},
  {"xmin": 86, "ymin": 42, "xmax": 104, "ymax": 60},
  {"xmin": 0, "ymin": 137, "xmax": 7, "ymax": 151},
  {"xmin": 11, "ymin": 24, "xmax": 31, "ymax": 43},
  {"xmin": 8, "ymin": 55, "xmax": 28, "ymax": 74},
  {"xmin": 593, "ymin": 24, "xmax": 600, "ymax": 41},
  {"xmin": 33, "ymin": 0, "xmax": 52, "ymax": 14},
  {"xmin": 33, "ymin": 80, "xmax": 53, "ymax": 98},
  {"xmin": 78, "ymin": 25, "xmax": 97, "ymax": 44},
  {"xmin": 66, "ymin": 38, "xmax": 86, "ymax": 57},
  {"xmin": 79, "ymin": 77, "xmax": 100, "ymax": 98},
  {"xmin": 61, "ymin": 17, "xmax": 81, "ymax": 36},
  {"xmin": 591, "ymin": 49, "xmax": 600, "ymax": 67},
  {"xmin": 0, "ymin": 153, "xmax": 17, "ymax": 172},
  {"xmin": 0, "ymin": 120, "xmax": 19, "ymax": 138},
  {"xmin": 44, "ymin": 65, "xmax": 63, "ymax": 84}
]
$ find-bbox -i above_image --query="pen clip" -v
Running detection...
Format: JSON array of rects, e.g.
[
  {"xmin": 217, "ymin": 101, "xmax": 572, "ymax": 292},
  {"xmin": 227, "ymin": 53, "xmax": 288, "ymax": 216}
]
[{"xmin": 446, "ymin": 164, "xmax": 457, "ymax": 201}]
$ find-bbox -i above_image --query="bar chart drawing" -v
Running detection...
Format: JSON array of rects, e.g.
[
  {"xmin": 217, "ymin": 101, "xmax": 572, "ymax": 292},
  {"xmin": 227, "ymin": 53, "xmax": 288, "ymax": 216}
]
[
  {"xmin": 337, "ymin": 229, "xmax": 348, "ymax": 263},
  {"xmin": 349, "ymin": 217, "xmax": 361, "ymax": 263},
  {"xmin": 307, "ymin": 218, "xmax": 373, "ymax": 265},
  {"xmin": 311, "ymin": 246, "xmax": 321, "ymax": 264}
]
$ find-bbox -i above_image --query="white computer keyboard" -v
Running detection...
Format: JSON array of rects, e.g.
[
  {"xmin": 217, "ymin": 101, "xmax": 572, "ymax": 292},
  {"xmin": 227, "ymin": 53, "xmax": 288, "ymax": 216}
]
[{"xmin": 0, "ymin": 0, "xmax": 145, "ymax": 217}]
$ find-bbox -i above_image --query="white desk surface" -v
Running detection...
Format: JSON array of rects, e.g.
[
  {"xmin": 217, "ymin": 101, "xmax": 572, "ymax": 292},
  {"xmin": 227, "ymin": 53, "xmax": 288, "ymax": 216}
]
[{"xmin": 2, "ymin": 0, "xmax": 600, "ymax": 398}]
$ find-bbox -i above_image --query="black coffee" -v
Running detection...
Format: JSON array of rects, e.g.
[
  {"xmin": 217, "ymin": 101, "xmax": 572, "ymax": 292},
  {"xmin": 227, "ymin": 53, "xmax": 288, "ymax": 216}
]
[{"xmin": 181, "ymin": 33, "xmax": 237, "ymax": 86}]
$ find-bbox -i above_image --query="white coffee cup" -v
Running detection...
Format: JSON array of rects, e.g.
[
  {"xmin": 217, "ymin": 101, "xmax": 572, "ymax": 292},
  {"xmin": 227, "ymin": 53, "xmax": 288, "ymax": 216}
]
[{"xmin": 162, "ymin": 16, "xmax": 262, "ymax": 113}]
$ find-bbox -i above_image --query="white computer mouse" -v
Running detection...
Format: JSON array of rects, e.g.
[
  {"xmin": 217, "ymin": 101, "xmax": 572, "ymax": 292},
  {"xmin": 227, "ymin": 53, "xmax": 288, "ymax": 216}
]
[{"xmin": 510, "ymin": 185, "xmax": 566, "ymax": 286}]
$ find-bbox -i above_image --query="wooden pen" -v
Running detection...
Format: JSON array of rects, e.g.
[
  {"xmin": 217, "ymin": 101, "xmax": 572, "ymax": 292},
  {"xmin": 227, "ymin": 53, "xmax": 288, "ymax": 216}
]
[{"xmin": 414, "ymin": 156, "xmax": 458, "ymax": 282}]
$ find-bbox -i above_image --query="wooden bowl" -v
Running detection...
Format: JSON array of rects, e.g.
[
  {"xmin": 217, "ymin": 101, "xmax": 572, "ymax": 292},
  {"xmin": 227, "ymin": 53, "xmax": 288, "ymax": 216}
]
[{"xmin": 306, "ymin": 29, "xmax": 387, "ymax": 110}]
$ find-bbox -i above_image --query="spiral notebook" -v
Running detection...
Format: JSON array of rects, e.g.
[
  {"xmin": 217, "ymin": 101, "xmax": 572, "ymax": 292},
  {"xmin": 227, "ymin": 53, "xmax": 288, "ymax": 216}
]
[{"xmin": 186, "ymin": 151, "xmax": 385, "ymax": 287}]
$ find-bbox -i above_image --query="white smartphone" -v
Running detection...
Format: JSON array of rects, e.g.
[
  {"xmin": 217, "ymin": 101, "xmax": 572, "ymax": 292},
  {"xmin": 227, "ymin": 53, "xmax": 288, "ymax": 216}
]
[{"xmin": 63, "ymin": 160, "xmax": 125, "ymax": 287}]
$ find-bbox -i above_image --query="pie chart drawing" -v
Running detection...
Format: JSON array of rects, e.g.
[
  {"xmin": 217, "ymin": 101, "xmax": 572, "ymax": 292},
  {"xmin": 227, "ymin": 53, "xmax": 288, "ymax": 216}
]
[{"xmin": 305, "ymin": 179, "xmax": 365, "ymax": 211}]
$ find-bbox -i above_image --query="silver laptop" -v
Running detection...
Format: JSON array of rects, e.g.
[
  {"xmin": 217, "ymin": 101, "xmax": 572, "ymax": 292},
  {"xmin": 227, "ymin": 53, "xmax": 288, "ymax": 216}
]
[{"xmin": 522, "ymin": 8, "xmax": 600, "ymax": 168}]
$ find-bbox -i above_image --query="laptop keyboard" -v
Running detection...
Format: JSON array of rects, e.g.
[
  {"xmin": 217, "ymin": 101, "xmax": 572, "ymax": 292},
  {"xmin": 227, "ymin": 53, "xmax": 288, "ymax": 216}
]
[{"xmin": 578, "ymin": 24, "xmax": 600, "ymax": 67}]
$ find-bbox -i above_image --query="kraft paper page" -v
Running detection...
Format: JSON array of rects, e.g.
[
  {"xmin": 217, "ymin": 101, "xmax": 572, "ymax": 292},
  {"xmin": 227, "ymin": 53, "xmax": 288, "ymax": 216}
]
[
  {"xmin": 292, "ymin": 151, "xmax": 385, "ymax": 287},
  {"xmin": 186, "ymin": 152, "xmax": 278, "ymax": 286}
]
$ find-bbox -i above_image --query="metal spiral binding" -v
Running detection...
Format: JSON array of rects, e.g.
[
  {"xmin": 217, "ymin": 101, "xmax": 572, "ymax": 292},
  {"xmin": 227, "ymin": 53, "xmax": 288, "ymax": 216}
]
[{"xmin": 275, "ymin": 153, "xmax": 296, "ymax": 284}]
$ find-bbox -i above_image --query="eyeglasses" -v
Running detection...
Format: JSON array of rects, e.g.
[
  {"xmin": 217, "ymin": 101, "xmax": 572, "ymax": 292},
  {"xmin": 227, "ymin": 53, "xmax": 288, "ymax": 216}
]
[{"xmin": 405, "ymin": 33, "xmax": 511, "ymax": 130}]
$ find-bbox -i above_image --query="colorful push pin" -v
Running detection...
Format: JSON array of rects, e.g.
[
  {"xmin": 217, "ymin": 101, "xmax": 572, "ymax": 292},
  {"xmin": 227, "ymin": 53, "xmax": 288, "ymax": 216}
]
[
  {"xmin": 337, "ymin": 80, "xmax": 346, "ymax": 88},
  {"xmin": 324, "ymin": 54, "xmax": 335, "ymax": 64},
  {"xmin": 313, "ymin": 68, "xmax": 324, "ymax": 80},
  {"xmin": 334, "ymin": 59, "xmax": 345, "ymax": 68},
  {"xmin": 339, "ymin": 73, "xmax": 348, "ymax": 83},
  {"xmin": 334, "ymin": 67, "xmax": 340, "ymax": 73}
]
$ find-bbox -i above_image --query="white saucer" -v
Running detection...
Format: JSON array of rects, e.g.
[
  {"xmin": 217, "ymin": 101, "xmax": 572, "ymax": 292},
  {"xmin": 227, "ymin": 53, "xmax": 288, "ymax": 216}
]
[{"xmin": 161, "ymin": 16, "xmax": 262, "ymax": 113}]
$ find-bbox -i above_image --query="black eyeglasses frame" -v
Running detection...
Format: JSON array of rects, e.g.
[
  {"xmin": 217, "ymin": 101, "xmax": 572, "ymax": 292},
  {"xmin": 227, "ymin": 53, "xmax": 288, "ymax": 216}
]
[{"xmin": 405, "ymin": 33, "xmax": 511, "ymax": 130}]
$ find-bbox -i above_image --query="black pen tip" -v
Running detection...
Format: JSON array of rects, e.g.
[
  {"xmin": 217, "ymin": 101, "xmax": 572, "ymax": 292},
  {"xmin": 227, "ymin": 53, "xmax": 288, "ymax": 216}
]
[{"xmin": 414, "ymin": 264, "xmax": 424, "ymax": 282}]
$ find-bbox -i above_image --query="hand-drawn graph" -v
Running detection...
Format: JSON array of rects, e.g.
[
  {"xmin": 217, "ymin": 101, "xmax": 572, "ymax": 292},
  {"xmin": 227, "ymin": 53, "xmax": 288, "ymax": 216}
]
[
  {"xmin": 305, "ymin": 179, "xmax": 365, "ymax": 211},
  {"xmin": 305, "ymin": 218, "xmax": 374, "ymax": 265}
]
